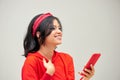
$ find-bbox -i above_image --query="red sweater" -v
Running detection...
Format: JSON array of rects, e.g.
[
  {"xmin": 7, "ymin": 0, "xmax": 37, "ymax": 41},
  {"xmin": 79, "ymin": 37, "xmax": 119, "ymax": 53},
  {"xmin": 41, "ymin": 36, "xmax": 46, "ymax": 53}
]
[{"xmin": 22, "ymin": 51, "xmax": 75, "ymax": 80}]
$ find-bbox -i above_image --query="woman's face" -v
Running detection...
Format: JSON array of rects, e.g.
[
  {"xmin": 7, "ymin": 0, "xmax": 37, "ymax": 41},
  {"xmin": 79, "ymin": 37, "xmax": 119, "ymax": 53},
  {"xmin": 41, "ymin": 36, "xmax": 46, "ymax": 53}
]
[{"xmin": 45, "ymin": 19, "xmax": 62, "ymax": 46}]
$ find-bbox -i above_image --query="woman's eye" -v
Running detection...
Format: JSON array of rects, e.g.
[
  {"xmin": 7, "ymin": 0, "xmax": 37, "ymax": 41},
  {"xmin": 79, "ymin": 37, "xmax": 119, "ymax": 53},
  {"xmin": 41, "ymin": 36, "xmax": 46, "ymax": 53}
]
[
  {"xmin": 49, "ymin": 27, "xmax": 62, "ymax": 31},
  {"xmin": 49, "ymin": 27, "xmax": 55, "ymax": 30},
  {"xmin": 59, "ymin": 28, "xmax": 62, "ymax": 31}
]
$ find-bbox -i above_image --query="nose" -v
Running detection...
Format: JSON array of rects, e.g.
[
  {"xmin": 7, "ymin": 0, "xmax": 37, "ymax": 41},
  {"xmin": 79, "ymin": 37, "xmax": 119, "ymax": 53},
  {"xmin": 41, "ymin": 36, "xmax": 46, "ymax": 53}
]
[
  {"xmin": 57, "ymin": 28, "xmax": 62, "ymax": 32},
  {"xmin": 55, "ymin": 28, "xmax": 62, "ymax": 34}
]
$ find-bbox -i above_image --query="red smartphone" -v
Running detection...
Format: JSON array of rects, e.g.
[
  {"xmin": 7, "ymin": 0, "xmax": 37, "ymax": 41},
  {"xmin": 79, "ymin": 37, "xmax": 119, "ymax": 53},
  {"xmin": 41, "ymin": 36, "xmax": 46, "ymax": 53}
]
[
  {"xmin": 81, "ymin": 53, "xmax": 101, "ymax": 76},
  {"xmin": 84, "ymin": 53, "xmax": 101, "ymax": 70}
]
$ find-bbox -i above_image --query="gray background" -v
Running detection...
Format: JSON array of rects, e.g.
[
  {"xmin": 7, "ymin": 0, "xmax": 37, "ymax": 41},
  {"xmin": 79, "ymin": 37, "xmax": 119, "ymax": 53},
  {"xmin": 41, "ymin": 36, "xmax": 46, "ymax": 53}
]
[{"xmin": 0, "ymin": 0, "xmax": 120, "ymax": 80}]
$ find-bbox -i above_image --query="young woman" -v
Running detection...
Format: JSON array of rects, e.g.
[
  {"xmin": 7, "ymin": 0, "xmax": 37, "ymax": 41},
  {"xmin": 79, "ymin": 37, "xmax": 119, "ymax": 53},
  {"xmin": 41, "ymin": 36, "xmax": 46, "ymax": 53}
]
[{"xmin": 22, "ymin": 12, "xmax": 95, "ymax": 80}]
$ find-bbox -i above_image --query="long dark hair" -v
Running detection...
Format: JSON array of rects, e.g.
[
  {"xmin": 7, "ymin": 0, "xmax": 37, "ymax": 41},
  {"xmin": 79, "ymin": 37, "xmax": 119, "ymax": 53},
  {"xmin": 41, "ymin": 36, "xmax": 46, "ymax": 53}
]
[{"xmin": 23, "ymin": 14, "xmax": 62, "ymax": 57}]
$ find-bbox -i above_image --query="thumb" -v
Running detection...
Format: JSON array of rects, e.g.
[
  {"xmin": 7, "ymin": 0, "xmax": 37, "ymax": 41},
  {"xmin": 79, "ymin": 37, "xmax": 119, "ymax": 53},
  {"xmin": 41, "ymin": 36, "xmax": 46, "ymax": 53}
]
[
  {"xmin": 43, "ymin": 58, "xmax": 47, "ymax": 66},
  {"xmin": 48, "ymin": 59, "xmax": 52, "ymax": 63}
]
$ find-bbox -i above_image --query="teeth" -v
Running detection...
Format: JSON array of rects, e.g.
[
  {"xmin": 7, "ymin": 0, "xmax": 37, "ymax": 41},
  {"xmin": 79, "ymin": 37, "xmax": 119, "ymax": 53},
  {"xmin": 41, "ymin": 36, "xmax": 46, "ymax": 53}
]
[
  {"xmin": 55, "ymin": 35, "xmax": 60, "ymax": 37},
  {"xmin": 55, "ymin": 36, "xmax": 61, "ymax": 38}
]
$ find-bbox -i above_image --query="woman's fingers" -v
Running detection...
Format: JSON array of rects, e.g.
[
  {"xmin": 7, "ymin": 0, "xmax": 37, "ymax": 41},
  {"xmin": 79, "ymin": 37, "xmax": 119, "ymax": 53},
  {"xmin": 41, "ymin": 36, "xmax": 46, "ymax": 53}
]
[
  {"xmin": 90, "ymin": 64, "xmax": 95, "ymax": 74},
  {"xmin": 42, "ymin": 58, "xmax": 55, "ymax": 75},
  {"xmin": 43, "ymin": 58, "xmax": 47, "ymax": 67},
  {"xmin": 79, "ymin": 64, "xmax": 95, "ymax": 79}
]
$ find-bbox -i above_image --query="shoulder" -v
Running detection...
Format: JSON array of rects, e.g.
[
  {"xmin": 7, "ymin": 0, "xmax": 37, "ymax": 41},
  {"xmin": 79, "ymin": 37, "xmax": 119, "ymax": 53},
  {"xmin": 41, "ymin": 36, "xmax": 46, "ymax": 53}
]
[
  {"xmin": 23, "ymin": 53, "xmax": 39, "ymax": 66},
  {"xmin": 22, "ymin": 53, "xmax": 40, "ymax": 77},
  {"xmin": 56, "ymin": 51, "xmax": 74, "ymax": 67},
  {"xmin": 57, "ymin": 51, "xmax": 73, "ymax": 60}
]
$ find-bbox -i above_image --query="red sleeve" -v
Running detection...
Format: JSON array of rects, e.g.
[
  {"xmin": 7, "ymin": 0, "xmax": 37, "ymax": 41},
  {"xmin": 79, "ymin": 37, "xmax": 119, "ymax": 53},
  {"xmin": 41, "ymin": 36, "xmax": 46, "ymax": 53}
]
[
  {"xmin": 41, "ymin": 73, "xmax": 52, "ymax": 80},
  {"xmin": 22, "ymin": 56, "xmax": 52, "ymax": 80},
  {"xmin": 67, "ymin": 55, "xmax": 75, "ymax": 80},
  {"xmin": 60, "ymin": 53, "xmax": 75, "ymax": 80}
]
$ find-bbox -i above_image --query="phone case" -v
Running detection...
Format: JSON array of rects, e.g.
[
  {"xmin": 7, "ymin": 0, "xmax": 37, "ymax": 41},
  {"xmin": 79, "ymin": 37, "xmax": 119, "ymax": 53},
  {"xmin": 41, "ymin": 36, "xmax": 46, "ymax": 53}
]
[
  {"xmin": 84, "ymin": 53, "xmax": 101, "ymax": 70},
  {"xmin": 80, "ymin": 53, "xmax": 101, "ymax": 78}
]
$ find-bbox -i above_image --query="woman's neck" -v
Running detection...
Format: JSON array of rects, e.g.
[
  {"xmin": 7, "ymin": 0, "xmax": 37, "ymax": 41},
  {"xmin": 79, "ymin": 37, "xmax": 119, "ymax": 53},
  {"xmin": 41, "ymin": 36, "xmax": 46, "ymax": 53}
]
[{"xmin": 38, "ymin": 44, "xmax": 56, "ymax": 60}]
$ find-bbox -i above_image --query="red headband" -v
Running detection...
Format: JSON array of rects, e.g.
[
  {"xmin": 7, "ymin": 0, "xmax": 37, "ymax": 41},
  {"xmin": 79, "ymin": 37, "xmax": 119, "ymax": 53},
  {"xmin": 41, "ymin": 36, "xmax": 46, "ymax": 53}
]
[{"xmin": 32, "ymin": 13, "xmax": 52, "ymax": 36}]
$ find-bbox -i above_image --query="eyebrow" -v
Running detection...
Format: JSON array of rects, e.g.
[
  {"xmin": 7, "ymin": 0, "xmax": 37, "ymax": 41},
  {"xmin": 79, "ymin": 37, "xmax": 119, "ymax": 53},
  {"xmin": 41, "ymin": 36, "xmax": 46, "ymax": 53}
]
[{"xmin": 53, "ymin": 25, "xmax": 61, "ymax": 28}]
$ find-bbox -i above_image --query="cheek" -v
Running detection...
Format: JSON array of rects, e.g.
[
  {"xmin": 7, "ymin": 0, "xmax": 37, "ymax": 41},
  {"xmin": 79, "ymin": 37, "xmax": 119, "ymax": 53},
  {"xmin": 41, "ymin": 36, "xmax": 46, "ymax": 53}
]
[
  {"xmin": 45, "ymin": 31, "xmax": 56, "ymax": 41},
  {"xmin": 45, "ymin": 35, "xmax": 54, "ymax": 42}
]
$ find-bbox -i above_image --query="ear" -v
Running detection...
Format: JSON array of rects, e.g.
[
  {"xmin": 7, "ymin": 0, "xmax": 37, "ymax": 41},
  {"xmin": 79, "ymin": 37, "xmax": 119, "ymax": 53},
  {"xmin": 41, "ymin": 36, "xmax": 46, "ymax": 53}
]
[{"xmin": 36, "ymin": 31, "xmax": 41, "ymax": 38}]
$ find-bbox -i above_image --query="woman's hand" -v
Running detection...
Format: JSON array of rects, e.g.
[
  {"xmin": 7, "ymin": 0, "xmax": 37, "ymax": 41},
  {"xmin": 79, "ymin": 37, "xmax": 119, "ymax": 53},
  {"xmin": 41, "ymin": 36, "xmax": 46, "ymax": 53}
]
[
  {"xmin": 43, "ymin": 58, "xmax": 55, "ymax": 76},
  {"xmin": 79, "ymin": 64, "xmax": 95, "ymax": 80}
]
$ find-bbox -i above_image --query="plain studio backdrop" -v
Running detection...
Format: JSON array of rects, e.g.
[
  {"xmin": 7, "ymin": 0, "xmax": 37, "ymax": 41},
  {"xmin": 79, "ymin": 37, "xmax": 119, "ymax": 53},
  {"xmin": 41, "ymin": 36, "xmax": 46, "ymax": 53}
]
[{"xmin": 0, "ymin": 0, "xmax": 120, "ymax": 80}]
